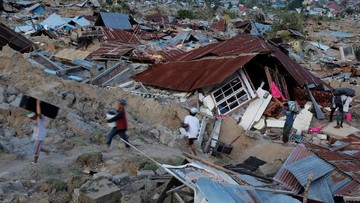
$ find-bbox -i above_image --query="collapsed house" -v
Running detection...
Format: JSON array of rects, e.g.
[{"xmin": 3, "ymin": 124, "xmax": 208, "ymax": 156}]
[{"xmin": 133, "ymin": 34, "xmax": 324, "ymax": 117}]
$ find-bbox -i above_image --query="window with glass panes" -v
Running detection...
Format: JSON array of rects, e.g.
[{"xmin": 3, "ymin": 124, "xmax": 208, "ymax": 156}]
[{"xmin": 212, "ymin": 76, "xmax": 250, "ymax": 115}]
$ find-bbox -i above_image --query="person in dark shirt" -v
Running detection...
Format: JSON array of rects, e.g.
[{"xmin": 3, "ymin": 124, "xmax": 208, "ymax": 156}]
[
  {"xmin": 282, "ymin": 102, "xmax": 298, "ymax": 144},
  {"xmin": 103, "ymin": 99, "xmax": 130, "ymax": 152}
]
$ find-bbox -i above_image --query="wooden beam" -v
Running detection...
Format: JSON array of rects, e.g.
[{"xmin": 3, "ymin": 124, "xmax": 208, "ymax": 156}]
[
  {"xmin": 303, "ymin": 173, "xmax": 314, "ymax": 203},
  {"xmin": 166, "ymin": 184, "xmax": 186, "ymax": 194}
]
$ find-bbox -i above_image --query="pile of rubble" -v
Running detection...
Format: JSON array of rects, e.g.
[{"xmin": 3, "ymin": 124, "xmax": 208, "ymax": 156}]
[{"xmin": 1, "ymin": 0, "xmax": 360, "ymax": 202}]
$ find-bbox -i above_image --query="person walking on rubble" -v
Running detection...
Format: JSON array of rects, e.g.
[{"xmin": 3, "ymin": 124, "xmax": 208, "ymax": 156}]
[
  {"xmin": 329, "ymin": 93, "xmax": 342, "ymax": 122},
  {"xmin": 334, "ymin": 95, "xmax": 353, "ymax": 128},
  {"xmin": 182, "ymin": 108, "xmax": 200, "ymax": 156},
  {"xmin": 27, "ymin": 99, "xmax": 49, "ymax": 164},
  {"xmin": 282, "ymin": 102, "xmax": 298, "ymax": 144},
  {"xmin": 104, "ymin": 99, "xmax": 130, "ymax": 152}
]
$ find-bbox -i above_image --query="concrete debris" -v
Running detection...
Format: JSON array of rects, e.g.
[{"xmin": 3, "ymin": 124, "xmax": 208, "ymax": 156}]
[{"xmin": 0, "ymin": 0, "xmax": 360, "ymax": 202}]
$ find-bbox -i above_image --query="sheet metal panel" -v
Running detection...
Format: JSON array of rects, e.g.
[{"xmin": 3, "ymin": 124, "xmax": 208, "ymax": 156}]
[
  {"xmin": 196, "ymin": 178, "xmax": 301, "ymax": 203},
  {"xmin": 86, "ymin": 41, "xmax": 135, "ymax": 60},
  {"xmin": 102, "ymin": 27, "xmax": 140, "ymax": 44},
  {"xmin": 285, "ymin": 155, "xmax": 334, "ymax": 187},
  {"xmin": 169, "ymin": 35, "xmax": 270, "ymax": 61},
  {"xmin": 209, "ymin": 19, "xmax": 227, "ymax": 32},
  {"xmin": 308, "ymin": 177, "xmax": 334, "ymax": 203},
  {"xmin": 335, "ymin": 180, "xmax": 360, "ymax": 199},
  {"xmin": 133, "ymin": 55, "xmax": 255, "ymax": 91},
  {"xmin": 0, "ymin": 23, "xmax": 36, "ymax": 53},
  {"xmin": 273, "ymin": 144, "xmax": 313, "ymax": 193},
  {"xmin": 325, "ymin": 170, "xmax": 352, "ymax": 195},
  {"xmin": 97, "ymin": 12, "xmax": 132, "ymax": 30}
]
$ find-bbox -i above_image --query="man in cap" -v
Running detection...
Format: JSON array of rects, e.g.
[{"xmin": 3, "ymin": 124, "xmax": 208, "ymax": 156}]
[
  {"xmin": 104, "ymin": 99, "xmax": 130, "ymax": 152},
  {"xmin": 182, "ymin": 107, "xmax": 200, "ymax": 156},
  {"xmin": 27, "ymin": 99, "xmax": 49, "ymax": 164}
]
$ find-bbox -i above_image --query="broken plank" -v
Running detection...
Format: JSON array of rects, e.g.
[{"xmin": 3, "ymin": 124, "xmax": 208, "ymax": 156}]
[{"xmin": 239, "ymin": 88, "xmax": 272, "ymax": 131}]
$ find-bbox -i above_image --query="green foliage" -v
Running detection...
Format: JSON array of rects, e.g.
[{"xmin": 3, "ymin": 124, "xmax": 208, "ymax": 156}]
[
  {"xmin": 46, "ymin": 178, "xmax": 68, "ymax": 191},
  {"xmin": 177, "ymin": 9, "xmax": 195, "ymax": 19},
  {"xmin": 271, "ymin": 11, "xmax": 304, "ymax": 32},
  {"xmin": 287, "ymin": 0, "xmax": 304, "ymax": 10},
  {"xmin": 110, "ymin": 0, "xmax": 131, "ymax": 14}
]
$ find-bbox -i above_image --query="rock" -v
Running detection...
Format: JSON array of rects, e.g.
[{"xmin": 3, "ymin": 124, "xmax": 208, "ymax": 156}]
[
  {"xmin": 76, "ymin": 152, "xmax": 103, "ymax": 168},
  {"xmin": 144, "ymin": 179, "xmax": 157, "ymax": 191},
  {"xmin": 78, "ymin": 179, "xmax": 121, "ymax": 203},
  {"xmin": 137, "ymin": 170, "xmax": 155, "ymax": 178},
  {"xmin": 7, "ymin": 95, "xmax": 16, "ymax": 103},
  {"xmin": 9, "ymin": 95, "xmax": 22, "ymax": 107},
  {"xmin": 0, "ymin": 87, "xmax": 4, "ymax": 103},
  {"xmin": 0, "ymin": 103, "xmax": 10, "ymax": 110},
  {"xmin": 5, "ymin": 86, "xmax": 19, "ymax": 95},
  {"xmin": 152, "ymin": 193, "xmax": 160, "ymax": 200},
  {"xmin": 93, "ymin": 172, "xmax": 112, "ymax": 180},
  {"xmin": 18, "ymin": 195, "xmax": 28, "ymax": 203},
  {"xmin": 130, "ymin": 181, "xmax": 145, "ymax": 192},
  {"xmin": 149, "ymin": 129, "xmax": 160, "ymax": 138},
  {"xmin": 257, "ymin": 160, "xmax": 283, "ymax": 177},
  {"xmin": 121, "ymin": 194, "xmax": 142, "ymax": 203},
  {"xmin": 10, "ymin": 180, "xmax": 24, "ymax": 190},
  {"xmin": 0, "ymin": 171, "xmax": 12, "ymax": 181},
  {"xmin": 83, "ymin": 70, "xmax": 92, "ymax": 79},
  {"xmin": 111, "ymin": 173, "xmax": 130, "ymax": 185}
]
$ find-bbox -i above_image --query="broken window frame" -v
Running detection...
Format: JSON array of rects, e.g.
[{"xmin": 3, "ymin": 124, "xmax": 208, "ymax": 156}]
[
  {"xmin": 264, "ymin": 66, "xmax": 290, "ymax": 100},
  {"xmin": 211, "ymin": 69, "xmax": 255, "ymax": 115}
]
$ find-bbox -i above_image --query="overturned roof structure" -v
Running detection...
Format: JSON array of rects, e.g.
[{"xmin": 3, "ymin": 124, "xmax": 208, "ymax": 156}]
[
  {"xmin": 274, "ymin": 133, "xmax": 360, "ymax": 203},
  {"xmin": 0, "ymin": 23, "xmax": 37, "ymax": 53},
  {"xmin": 133, "ymin": 35, "xmax": 322, "ymax": 92}
]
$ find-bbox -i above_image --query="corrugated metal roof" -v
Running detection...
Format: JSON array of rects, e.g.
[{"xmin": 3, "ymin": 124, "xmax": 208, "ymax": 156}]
[
  {"xmin": 40, "ymin": 13, "xmax": 67, "ymax": 29},
  {"xmin": 335, "ymin": 180, "xmax": 360, "ymax": 199},
  {"xmin": 96, "ymin": 12, "xmax": 132, "ymax": 30},
  {"xmin": 102, "ymin": 27, "xmax": 141, "ymax": 44},
  {"xmin": 308, "ymin": 177, "xmax": 335, "ymax": 203},
  {"xmin": 285, "ymin": 155, "xmax": 335, "ymax": 187},
  {"xmin": 133, "ymin": 55, "xmax": 255, "ymax": 91},
  {"xmin": 137, "ymin": 35, "xmax": 322, "ymax": 89},
  {"xmin": 209, "ymin": 19, "xmax": 227, "ymax": 32},
  {"xmin": 86, "ymin": 41, "xmax": 135, "ymax": 60},
  {"xmin": 0, "ymin": 23, "xmax": 37, "ymax": 53},
  {"xmin": 145, "ymin": 13, "xmax": 169, "ymax": 23},
  {"xmin": 326, "ymin": 170, "xmax": 352, "ymax": 195},
  {"xmin": 196, "ymin": 177, "xmax": 302, "ymax": 203},
  {"xmin": 168, "ymin": 35, "xmax": 270, "ymax": 61},
  {"xmin": 274, "ymin": 144, "xmax": 313, "ymax": 193}
]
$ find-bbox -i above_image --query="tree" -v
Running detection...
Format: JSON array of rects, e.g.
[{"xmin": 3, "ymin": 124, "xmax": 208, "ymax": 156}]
[
  {"xmin": 271, "ymin": 11, "xmax": 304, "ymax": 32},
  {"xmin": 287, "ymin": 0, "xmax": 304, "ymax": 10}
]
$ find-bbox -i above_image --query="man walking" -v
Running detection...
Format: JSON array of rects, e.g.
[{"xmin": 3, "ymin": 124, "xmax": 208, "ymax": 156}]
[
  {"xmin": 27, "ymin": 99, "xmax": 49, "ymax": 164},
  {"xmin": 182, "ymin": 108, "xmax": 200, "ymax": 156},
  {"xmin": 104, "ymin": 99, "xmax": 130, "ymax": 152}
]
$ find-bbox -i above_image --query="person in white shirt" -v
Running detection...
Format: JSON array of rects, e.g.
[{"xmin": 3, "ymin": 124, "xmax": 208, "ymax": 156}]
[
  {"xmin": 27, "ymin": 99, "xmax": 48, "ymax": 164},
  {"xmin": 182, "ymin": 108, "xmax": 200, "ymax": 156},
  {"xmin": 335, "ymin": 95, "xmax": 353, "ymax": 128}
]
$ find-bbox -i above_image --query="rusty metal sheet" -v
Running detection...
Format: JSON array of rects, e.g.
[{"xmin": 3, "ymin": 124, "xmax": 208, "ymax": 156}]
[
  {"xmin": 273, "ymin": 144, "xmax": 313, "ymax": 193},
  {"xmin": 102, "ymin": 27, "xmax": 140, "ymax": 44},
  {"xmin": 209, "ymin": 19, "xmax": 227, "ymax": 32},
  {"xmin": 86, "ymin": 41, "xmax": 135, "ymax": 60},
  {"xmin": 163, "ymin": 35, "xmax": 322, "ymax": 87},
  {"xmin": 134, "ymin": 55, "xmax": 255, "ymax": 91},
  {"xmin": 335, "ymin": 180, "xmax": 360, "ymax": 199},
  {"xmin": 145, "ymin": 13, "xmax": 168, "ymax": 23},
  {"xmin": 169, "ymin": 35, "xmax": 270, "ymax": 61}
]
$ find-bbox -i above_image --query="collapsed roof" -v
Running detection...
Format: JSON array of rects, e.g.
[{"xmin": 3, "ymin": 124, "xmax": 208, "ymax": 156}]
[{"xmin": 133, "ymin": 35, "xmax": 323, "ymax": 92}]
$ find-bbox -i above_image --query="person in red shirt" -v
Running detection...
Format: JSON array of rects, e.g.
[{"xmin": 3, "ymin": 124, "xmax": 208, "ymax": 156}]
[{"xmin": 104, "ymin": 99, "xmax": 130, "ymax": 152}]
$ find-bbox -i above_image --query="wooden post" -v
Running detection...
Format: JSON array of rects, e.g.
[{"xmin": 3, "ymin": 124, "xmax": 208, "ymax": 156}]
[{"xmin": 303, "ymin": 173, "xmax": 314, "ymax": 203}]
